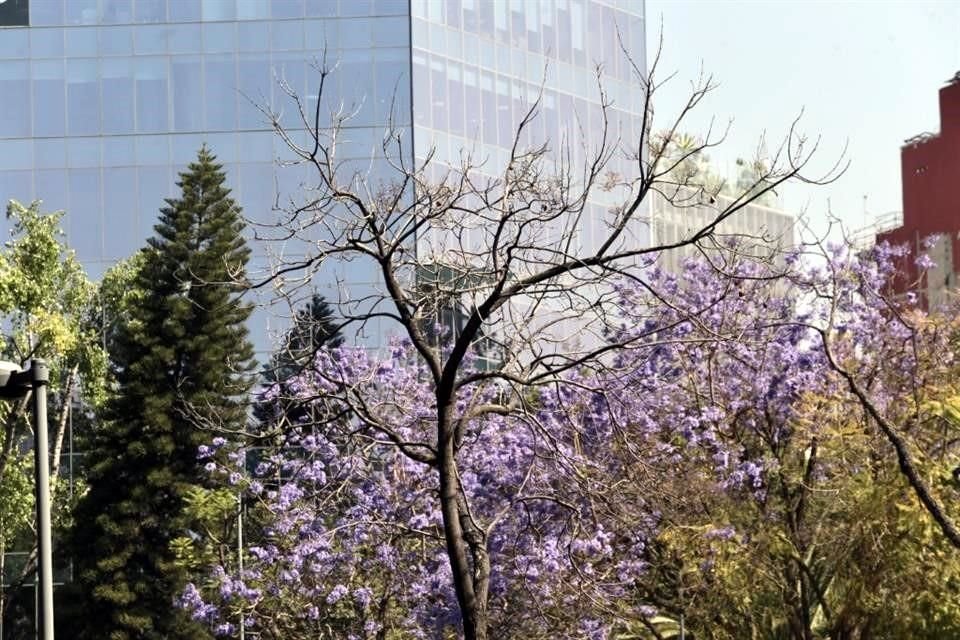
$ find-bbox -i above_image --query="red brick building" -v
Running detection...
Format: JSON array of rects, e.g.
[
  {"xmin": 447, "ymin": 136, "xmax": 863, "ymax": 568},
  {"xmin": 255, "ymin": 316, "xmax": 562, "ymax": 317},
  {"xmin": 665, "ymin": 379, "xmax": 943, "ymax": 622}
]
[{"xmin": 877, "ymin": 72, "xmax": 960, "ymax": 305}]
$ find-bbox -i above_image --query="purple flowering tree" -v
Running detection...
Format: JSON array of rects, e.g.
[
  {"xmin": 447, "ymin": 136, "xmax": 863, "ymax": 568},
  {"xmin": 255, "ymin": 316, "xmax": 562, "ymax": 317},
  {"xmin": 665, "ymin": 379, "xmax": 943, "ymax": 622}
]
[
  {"xmin": 610, "ymin": 240, "xmax": 960, "ymax": 637},
  {"xmin": 190, "ymin": 41, "xmax": 846, "ymax": 639},
  {"xmin": 184, "ymin": 232, "xmax": 960, "ymax": 638}
]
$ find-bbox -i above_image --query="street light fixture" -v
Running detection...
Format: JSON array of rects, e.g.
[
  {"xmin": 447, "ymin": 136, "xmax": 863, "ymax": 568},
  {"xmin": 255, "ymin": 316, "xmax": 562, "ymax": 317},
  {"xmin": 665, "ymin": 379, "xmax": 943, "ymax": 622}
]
[{"xmin": 0, "ymin": 359, "xmax": 53, "ymax": 640}]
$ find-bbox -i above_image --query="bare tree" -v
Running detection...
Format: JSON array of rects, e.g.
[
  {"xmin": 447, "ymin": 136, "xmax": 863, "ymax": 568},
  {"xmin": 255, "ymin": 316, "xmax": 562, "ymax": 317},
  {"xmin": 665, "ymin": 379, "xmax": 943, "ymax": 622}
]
[{"xmin": 247, "ymin": 41, "xmax": 843, "ymax": 640}]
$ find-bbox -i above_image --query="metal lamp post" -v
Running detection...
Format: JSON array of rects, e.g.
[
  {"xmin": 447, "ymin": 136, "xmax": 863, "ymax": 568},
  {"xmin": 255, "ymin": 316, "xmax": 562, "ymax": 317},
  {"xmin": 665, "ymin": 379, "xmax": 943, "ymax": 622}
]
[{"xmin": 0, "ymin": 359, "xmax": 53, "ymax": 640}]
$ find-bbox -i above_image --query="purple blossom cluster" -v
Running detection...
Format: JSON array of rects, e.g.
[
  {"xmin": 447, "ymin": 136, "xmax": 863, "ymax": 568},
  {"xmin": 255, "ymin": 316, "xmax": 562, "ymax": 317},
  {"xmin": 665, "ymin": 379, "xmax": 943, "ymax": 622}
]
[{"xmin": 181, "ymin": 239, "xmax": 950, "ymax": 638}]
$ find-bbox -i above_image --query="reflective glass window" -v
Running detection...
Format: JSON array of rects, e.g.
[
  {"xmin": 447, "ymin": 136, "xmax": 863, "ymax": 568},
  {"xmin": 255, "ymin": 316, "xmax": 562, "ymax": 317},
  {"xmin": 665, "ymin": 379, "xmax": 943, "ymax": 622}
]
[
  {"xmin": 340, "ymin": 16, "xmax": 373, "ymax": 49},
  {"xmin": 169, "ymin": 0, "xmax": 201, "ymax": 22},
  {"xmin": 479, "ymin": 69, "xmax": 495, "ymax": 145},
  {"xmin": 135, "ymin": 0, "xmax": 167, "ymax": 22},
  {"xmin": 304, "ymin": 0, "xmax": 338, "ymax": 18},
  {"xmin": 236, "ymin": 0, "xmax": 269, "ymax": 19},
  {"xmin": 412, "ymin": 51, "xmax": 429, "ymax": 127},
  {"xmin": 375, "ymin": 48, "xmax": 411, "ymax": 127},
  {"xmin": 446, "ymin": 59, "xmax": 464, "ymax": 136},
  {"xmin": 0, "ymin": 62, "xmax": 29, "ymax": 138},
  {"xmin": 68, "ymin": 168, "xmax": 103, "ymax": 259},
  {"xmin": 202, "ymin": 0, "xmax": 236, "ymax": 21},
  {"xmin": 35, "ymin": 169, "xmax": 68, "ymax": 213},
  {"xmin": 168, "ymin": 23, "xmax": 202, "ymax": 53},
  {"xmin": 272, "ymin": 55, "xmax": 306, "ymax": 127},
  {"xmin": 103, "ymin": 167, "xmax": 140, "ymax": 258},
  {"xmin": 66, "ymin": 0, "xmax": 100, "ymax": 24},
  {"xmin": 204, "ymin": 132, "xmax": 238, "ymax": 163},
  {"xmin": 65, "ymin": 27, "xmax": 98, "ymax": 56},
  {"xmin": 270, "ymin": 19, "xmax": 304, "ymax": 51},
  {"xmin": 237, "ymin": 55, "xmax": 272, "ymax": 129},
  {"xmin": 204, "ymin": 55, "xmax": 238, "ymax": 130},
  {"xmin": 372, "ymin": 15, "xmax": 409, "ymax": 47},
  {"xmin": 99, "ymin": 25, "xmax": 134, "ymax": 55},
  {"xmin": 237, "ymin": 21, "xmax": 270, "ymax": 51},
  {"xmin": 67, "ymin": 137, "xmax": 101, "ymax": 168},
  {"xmin": 171, "ymin": 133, "xmax": 207, "ymax": 164},
  {"xmin": 32, "ymin": 60, "xmax": 65, "ymax": 137},
  {"xmin": 203, "ymin": 22, "xmax": 237, "ymax": 53},
  {"xmin": 67, "ymin": 60, "xmax": 100, "ymax": 136},
  {"xmin": 172, "ymin": 56, "xmax": 203, "ymax": 131},
  {"xmin": 135, "ymin": 24, "xmax": 168, "ymax": 54},
  {"xmin": 429, "ymin": 55, "xmax": 447, "ymax": 131},
  {"xmin": 0, "ymin": 140, "xmax": 32, "ymax": 170},
  {"xmin": 31, "ymin": 0, "xmax": 65, "ymax": 27},
  {"xmin": 102, "ymin": 0, "xmax": 133, "ymax": 24},
  {"xmin": 30, "ymin": 28, "xmax": 65, "ymax": 58},
  {"xmin": 339, "ymin": 0, "xmax": 372, "ymax": 17},
  {"xmin": 135, "ymin": 57, "xmax": 169, "ymax": 133},
  {"xmin": 463, "ymin": 65, "xmax": 480, "ymax": 136},
  {"xmin": 338, "ymin": 50, "xmax": 375, "ymax": 127},
  {"xmin": 375, "ymin": 0, "xmax": 409, "ymax": 16},
  {"xmin": 411, "ymin": 17, "xmax": 427, "ymax": 47},
  {"xmin": 336, "ymin": 126, "xmax": 377, "ymax": 160},
  {"xmin": 0, "ymin": 30, "xmax": 28, "ymax": 59},
  {"xmin": 103, "ymin": 137, "xmax": 137, "ymax": 166},
  {"xmin": 135, "ymin": 135, "xmax": 170, "ymax": 165},
  {"xmin": 102, "ymin": 58, "xmax": 136, "ymax": 134},
  {"xmin": 242, "ymin": 131, "xmax": 274, "ymax": 161},
  {"xmin": 303, "ymin": 18, "xmax": 338, "ymax": 50},
  {"xmin": 137, "ymin": 166, "xmax": 172, "ymax": 238},
  {"xmin": 270, "ymin": 0, "xmax": 303, "ymax": 19},
  {"xmin": 34, "ymin": 139, "xmax": 67, "ymax": 169}
]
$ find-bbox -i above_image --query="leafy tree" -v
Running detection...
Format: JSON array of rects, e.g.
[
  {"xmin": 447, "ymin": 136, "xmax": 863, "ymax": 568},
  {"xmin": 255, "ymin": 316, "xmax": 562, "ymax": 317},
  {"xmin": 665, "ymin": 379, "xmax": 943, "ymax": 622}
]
[
  {"xmin": 185, "ymin": 240, "xmax": 960, "ymax": 639},
  {"xmin": 0, "ymin": 201, "xmax": 106, "ymax": 634},
  {"xmin": 212, "ymin": 46, "xmax": 839, "ymax": 639},
  {"xmin": 69, "ymin": 148, "xmax": 256, "ymax": 640}
]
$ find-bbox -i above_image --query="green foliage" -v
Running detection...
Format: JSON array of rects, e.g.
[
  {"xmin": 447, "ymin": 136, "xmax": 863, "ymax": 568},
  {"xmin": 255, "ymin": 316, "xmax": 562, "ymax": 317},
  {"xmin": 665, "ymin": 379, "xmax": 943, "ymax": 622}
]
[
  {"xmin": 0, "ymin": 200, "xmax": 106, "ymax": 402},
  {"xmin": 69, "ymin": 148, "xmax": 256, "ymax": 640},
  {"xmin": 0, "ymin": 201, "xmax": 107, "ymax": 636},
  {"xmin": 0, "ymin": 455, "xmax": 33, "ymax": 547},
  {"xmin": 171, "ymin": 485, "xmax": 239, "ymax": 574},
  {"xmin": 254, "ymin": 293, "xmax": 343, "ymax": 428},
  {"xmin": 633, "ymin": 388, "xmax": 960, "ymax": 640}
]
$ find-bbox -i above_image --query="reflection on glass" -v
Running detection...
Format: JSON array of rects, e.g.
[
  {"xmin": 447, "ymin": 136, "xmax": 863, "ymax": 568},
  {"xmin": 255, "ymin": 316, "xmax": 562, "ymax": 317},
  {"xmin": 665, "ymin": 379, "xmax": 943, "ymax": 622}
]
[
  {"xmin": 103, "ymin": 167, "xmax": 140, "ymax": 258},
  {"xmin": 67, "ymin": 59, "xmax": 100, "ymax": 136},
  {"xmin": 136, "ymin": 57, "xmax": 169, "ymax": 133},
  {"xmin": 102, "ymin": 58, "xmax": 136, "ymax": 134},
  {"xmin": 32, "ymin": 60, "xmax": 65, "ymax": 137},
  {"xmin": 172, "ymin": 56, "xmax": 203, "ymax": 131},
  {"xmin": 205, "ymin": 56, "xmax": 238, "ymax": 131},
  {"xmin": 68, "ymin": 168, "xmax": 103, "ymax": 258}
]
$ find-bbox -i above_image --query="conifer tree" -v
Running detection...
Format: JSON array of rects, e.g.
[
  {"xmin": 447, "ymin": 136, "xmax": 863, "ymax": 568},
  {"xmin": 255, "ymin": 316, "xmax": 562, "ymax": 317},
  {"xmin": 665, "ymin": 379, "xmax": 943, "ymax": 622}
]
[
  {"xmin": 253, "ymin": 293, "xmax": 343, "ymax": 429},
  {"xmin": 70, "ymin": 147, "xmax": 255, "ymax": 639}
]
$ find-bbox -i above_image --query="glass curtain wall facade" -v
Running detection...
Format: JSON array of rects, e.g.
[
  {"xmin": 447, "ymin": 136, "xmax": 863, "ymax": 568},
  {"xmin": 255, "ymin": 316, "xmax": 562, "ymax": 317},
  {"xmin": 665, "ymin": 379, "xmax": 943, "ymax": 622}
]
[
  {"xmin": 0, "ymin": 0, "xmax": 646, "ymax": 349},
  {"xmin": 410, "ymin": 0, "xmax": 648, "ymax": 353},
  {"xmin": 0, "ymin": 0, "xmax": 412, "ymax": 350}
]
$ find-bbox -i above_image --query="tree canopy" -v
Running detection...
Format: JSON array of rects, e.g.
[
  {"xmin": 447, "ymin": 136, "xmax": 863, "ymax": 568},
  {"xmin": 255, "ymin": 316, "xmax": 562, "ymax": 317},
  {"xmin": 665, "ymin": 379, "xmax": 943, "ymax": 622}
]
[{"xmin": 69, "ymin": 148, "xmax": 256, "ymax": 640}]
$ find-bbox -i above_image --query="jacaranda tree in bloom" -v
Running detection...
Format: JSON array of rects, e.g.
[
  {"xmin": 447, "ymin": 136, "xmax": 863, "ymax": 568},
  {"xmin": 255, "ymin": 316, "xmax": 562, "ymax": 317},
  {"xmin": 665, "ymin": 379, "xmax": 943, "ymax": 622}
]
[
  {"xmin": 228, "ymin": 38, "xmax": 843, "ymax": 638},
  {"xmin": 183, "ymin": 237, "xmax": 960, "ymax": 639},
  {"xmin": 182, "ymin": 340, "xmax": 661, "ymax": 638}
]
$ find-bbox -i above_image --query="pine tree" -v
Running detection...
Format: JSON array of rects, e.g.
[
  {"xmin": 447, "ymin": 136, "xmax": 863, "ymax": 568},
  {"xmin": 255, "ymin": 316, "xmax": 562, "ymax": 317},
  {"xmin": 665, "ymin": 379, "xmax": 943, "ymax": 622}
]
[
  {"xmin": 69, "ymin": 147, "xmax": 256, "ymax": 639},
  {"xmin": 253, "ymin": 294, "xmax": 343, "ymax": 429}
]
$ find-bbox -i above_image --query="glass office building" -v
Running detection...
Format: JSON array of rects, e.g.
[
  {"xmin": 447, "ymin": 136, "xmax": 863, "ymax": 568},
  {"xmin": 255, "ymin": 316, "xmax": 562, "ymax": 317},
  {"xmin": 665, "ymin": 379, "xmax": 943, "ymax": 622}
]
[{"xmin": 0, "ymin": 0, "xmax": 646, "ymax": 351}]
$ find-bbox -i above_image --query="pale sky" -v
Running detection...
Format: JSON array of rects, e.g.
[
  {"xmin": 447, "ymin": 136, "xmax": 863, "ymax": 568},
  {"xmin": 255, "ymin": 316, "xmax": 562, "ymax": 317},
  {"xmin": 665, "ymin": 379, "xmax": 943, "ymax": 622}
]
[{"xmin": 646, "ymin": 0, "xmax": 960, "ymax": 237}]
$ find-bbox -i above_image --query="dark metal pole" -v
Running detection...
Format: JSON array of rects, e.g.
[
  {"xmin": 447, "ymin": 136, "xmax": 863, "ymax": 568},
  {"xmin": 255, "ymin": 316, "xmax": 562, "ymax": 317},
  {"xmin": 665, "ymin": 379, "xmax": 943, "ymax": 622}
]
[{"xmin": 31, "ymin": 360, "xmax": 53, "ymax": 640}]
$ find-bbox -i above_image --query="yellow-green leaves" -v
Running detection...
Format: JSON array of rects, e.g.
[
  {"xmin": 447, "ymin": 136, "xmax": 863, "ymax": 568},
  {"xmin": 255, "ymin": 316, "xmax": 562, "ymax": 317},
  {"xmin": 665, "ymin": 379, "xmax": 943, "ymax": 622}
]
[{"xmin": 0, "ymin": 200, "xmax": 106, "ymax": 403}]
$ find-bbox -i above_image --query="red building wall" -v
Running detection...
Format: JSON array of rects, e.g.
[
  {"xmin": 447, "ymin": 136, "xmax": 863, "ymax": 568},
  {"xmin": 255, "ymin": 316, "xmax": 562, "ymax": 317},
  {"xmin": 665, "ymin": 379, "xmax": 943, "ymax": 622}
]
[{"xmin": 877, "ymin": 74, "xmax": 960, "ymax": 297}]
